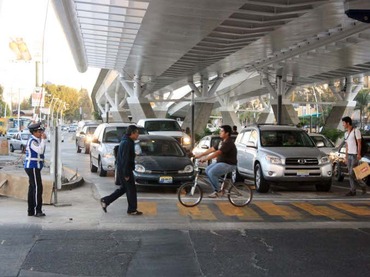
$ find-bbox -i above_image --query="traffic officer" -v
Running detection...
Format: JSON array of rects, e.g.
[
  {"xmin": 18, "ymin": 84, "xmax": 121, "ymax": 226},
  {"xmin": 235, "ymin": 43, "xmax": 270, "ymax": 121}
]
[{"xmin": 24, "ymin": 122, "xmax": 47, "ymax": 217}]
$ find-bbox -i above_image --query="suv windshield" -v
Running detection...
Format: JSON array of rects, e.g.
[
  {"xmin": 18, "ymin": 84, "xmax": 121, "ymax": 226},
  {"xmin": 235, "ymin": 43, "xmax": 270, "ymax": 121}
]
[
  {"xmin": 145, "ymin": 121, "xmax": 182, "ymax": 132},
  {"xmin": 261, "ymin": 130, "xmax": 315, "ymax": 147},
  {"xmin": 103, "ymin": 127, "xmax": 147, "ymax": 143}
]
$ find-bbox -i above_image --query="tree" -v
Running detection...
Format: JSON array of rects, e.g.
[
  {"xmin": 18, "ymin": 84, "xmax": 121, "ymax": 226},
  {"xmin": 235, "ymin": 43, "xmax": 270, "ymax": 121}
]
[
  {"xmin": 44, "ymin": 84, "xmax": 94, "ymax": 123},
  {"xmin": 79, "ymin": 88, "xmax": 93, "ymax": 120},
  {"xmin": 20, "ymin": 96, "xmax": 32, "ymax": 110},
  {"xmin": 354, "ymin": 89, "xmax": 370, "ymax": 129}
]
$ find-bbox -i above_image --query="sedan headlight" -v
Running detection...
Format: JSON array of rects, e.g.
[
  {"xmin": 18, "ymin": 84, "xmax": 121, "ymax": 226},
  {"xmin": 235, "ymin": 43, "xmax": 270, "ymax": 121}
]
[
  {"xmin": 178, "ymin": 164, "xmax": 194, "ymax": 173},
  {"xmin": 135, "ymin": 164, "xmax": 146, "ymax": 173},
  {"xmin": 103, "ymin": 153, "xmax": 113, "ymax": 158},
  {"xmin": 320, "ymin": 156, "xmax": 330, "ymax": 164},
  {"xmin": 265, "ymin": 155, "xmax": 282, "ymax": 164}
]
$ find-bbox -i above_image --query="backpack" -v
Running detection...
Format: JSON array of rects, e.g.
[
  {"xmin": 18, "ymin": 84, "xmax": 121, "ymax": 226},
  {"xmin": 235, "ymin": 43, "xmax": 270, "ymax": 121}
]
[{"xmin": 355, "ymin": 129, "xmax": 368, "ymax": 157}]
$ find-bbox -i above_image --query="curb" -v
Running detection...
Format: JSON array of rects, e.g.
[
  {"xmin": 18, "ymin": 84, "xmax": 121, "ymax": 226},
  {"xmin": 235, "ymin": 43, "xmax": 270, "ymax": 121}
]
[{"xmin": 60, "ymin": 175, "xmax": 85, "ymax": 191}]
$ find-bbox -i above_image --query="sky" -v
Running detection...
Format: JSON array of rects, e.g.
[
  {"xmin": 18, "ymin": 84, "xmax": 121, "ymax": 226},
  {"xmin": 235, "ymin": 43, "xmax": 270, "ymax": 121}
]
[{"xmin": 0, "ymin": 0, "xmax": 99, "ymax": 103}]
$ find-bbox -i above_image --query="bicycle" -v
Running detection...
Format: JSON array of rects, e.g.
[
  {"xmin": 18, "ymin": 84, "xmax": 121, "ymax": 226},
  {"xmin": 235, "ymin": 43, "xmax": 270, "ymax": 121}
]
[{"xmin": 177, "ymin": 159, "xmax": 253, "ymax": 207}]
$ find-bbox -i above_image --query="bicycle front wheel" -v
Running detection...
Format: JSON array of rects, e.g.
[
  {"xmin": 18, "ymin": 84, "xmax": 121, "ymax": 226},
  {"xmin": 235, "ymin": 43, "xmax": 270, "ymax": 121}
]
[
  {"xmin": 178, "ymin": 182, "xmax": 203, "ymax": 207},
  {"xmin": 228, "ymin": 182, "xmax": 253, "ymax": 207}
]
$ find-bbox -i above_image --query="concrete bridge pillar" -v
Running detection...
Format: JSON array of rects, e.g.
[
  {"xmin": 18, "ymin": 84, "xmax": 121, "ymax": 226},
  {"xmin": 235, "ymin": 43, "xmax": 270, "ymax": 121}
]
[
  {"xmin": 263, "ymin": 74, "xmax": 299, "ymax": 125},
  {"xmin": 220, "ymin": 109, "xmax": 241, "ymax": 130},
  {"xmin": 182, "ymin": 102, "xmax": 214, "ymax": 135},
  {"xmin": 120, "ymin": 76, "xmax": 156, "ymax": 122},
  {"xmin": 183, "ymin": 76, "xmax": 223, "ymax": 136},
  {"xmin": 126, "ymin": 97, "xmax": 155, "ymax": 123},
  {"xmin": 257, "ymin": 109, "xmax": 276, "ymax": 124},
  {"xmin": 270, "ymin": 99, "xmax": 300, "ymax": 125},
  {"xmin": 110, "ymin": 109, "xmax": 130, "ymax": 122}
]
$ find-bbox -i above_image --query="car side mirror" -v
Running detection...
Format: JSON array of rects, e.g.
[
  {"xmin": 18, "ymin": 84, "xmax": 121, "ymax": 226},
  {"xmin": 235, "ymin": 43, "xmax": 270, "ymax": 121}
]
[{"xmin": 316, "ymin": 141, "xmax": 324, "ymax": 148}]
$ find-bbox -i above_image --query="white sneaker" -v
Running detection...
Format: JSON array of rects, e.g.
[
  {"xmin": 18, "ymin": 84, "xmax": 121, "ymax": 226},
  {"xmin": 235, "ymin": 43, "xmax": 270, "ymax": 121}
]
[{"xmin": 208, "ymin": 191, "xmax": 219, "ymax": 198}]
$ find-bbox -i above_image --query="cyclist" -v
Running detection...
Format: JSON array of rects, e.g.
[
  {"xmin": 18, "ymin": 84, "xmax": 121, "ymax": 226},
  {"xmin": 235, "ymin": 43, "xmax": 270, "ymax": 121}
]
[{"xmin": 194, "ymin": 125, "xmax": 237, "ymax": 198}]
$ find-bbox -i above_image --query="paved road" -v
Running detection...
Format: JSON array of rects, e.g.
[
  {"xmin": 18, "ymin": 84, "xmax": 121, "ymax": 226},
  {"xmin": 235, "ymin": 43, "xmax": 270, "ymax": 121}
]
[{"xmin": 0, "ymin": 133, "xmax": 369, "ymax": 277}]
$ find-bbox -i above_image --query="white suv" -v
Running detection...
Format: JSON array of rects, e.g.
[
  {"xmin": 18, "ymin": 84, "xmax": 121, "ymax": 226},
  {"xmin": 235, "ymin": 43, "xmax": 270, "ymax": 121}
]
[
  {"xmin": 235, "ymin": 125, "xmax": 332, "ymax": 193},
  {"xmin": 137, "ymin": 118, "xmax": 191, "ymax": 150},
  {"xmin": 89, "ymin": 123, "xmax": 147, "ymax": 176}
]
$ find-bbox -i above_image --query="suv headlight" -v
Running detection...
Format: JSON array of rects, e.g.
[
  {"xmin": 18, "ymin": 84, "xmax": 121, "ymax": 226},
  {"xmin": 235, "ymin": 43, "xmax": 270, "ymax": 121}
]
[
  {"xmin": 178, "ymin": 165, "xmax": 193, "ymax": 173},
  {"xmin": 265, "ymin": 155, "xmax": 282, "ymax": 164},
  {"xmin": 85, "ymin": 135, "xmax": 93, "ymax": 142},
  {"xmin": 183, "ymin": 136, "xmax": 191, "ymax": 145},
  {"xmin": 319, "ymin": 156, "xmax": 330, "ymax": 164}
]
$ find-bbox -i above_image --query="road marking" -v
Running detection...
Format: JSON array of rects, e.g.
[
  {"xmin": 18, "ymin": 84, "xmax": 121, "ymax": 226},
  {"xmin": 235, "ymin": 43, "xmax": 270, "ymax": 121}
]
[
  {"xmin": 330, "ymin": 203, "xmax": 370, "ymax": 216},
  {"xmin": 292, "ymin": 203, "xmax": 352, "ymax": 220},
  {"xmin": 177, "ymin": 203, "xmax": 217, "ymax": 220},
  {"xmin": 138, "ymin": 202, "xmax": 157, "ymax": 216},
  {"xmin": 254, "ymin": 202, "xmax": 302, "ymax": 220},
  {"xmin": 216, "ymin": 202, "xmax": 263, "ymax": 221}
]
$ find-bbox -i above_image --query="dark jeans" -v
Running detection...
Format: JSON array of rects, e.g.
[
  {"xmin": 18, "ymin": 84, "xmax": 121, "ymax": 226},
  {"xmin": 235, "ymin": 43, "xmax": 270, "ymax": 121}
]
[
  {"xmin": 25, "ymin": 168, "xmax": 43, "ymax": 215},
  {"xmin": 101, "ymin": 172, "xmax": 137, "ymax": 213}
]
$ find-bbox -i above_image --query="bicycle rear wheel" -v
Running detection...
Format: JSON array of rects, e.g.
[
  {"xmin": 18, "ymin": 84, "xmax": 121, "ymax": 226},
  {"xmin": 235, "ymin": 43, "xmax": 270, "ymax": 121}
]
[
  {"xmin": 178, "ymin": 182, "xmax": 203, "ymax": 207},
  {"xmin": 228, "ymin": 182, "xmax": 253, "ymax": 207}
]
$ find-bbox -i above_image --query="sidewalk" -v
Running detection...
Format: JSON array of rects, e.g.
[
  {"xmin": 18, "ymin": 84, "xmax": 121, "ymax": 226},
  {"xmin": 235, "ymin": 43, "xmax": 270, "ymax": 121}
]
[{"xmin": 0, "ymin": 153, "xmax": 97, "ymax": 228}]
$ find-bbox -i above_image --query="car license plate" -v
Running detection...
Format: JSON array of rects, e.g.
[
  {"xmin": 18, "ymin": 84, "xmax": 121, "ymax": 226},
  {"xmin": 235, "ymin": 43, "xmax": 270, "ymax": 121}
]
[
  {"xmin": 297, "ymin": 170, "xmax": 309, "ymax": 176},
  {"xmin": 159, "ymin": 176, "xmax": 173, "ymax": 184}
]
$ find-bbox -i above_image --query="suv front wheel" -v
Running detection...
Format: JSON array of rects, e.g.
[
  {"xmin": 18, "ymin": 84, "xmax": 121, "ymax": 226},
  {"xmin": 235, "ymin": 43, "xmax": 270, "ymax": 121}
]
[{"xmin": 254, "ymin": 163, "xmax": 270, "ymax": 193}]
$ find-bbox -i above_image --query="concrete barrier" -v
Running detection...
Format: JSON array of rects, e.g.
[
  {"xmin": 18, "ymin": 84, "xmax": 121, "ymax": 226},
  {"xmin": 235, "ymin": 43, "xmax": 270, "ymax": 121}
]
[
  {"xmin": 0, "ymin": 170, "xmax": 53, "ymax": 204},
  {"xmin": 0, "ymin": 137, "xmax": 9, "ymax": 155}
]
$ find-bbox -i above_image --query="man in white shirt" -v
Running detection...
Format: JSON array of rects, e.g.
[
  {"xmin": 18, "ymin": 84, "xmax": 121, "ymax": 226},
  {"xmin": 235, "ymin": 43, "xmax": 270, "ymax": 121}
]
[{"xmin": 342, "ymin": 116, "xmax": 367, "ymax": 196}]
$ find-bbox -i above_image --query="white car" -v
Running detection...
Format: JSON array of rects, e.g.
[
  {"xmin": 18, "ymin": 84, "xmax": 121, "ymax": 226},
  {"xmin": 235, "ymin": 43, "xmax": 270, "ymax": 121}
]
[
  {"xmin": 137, "ymin": 118, "xmax": 191, "ymax": 150},
  {"xmin": 308, "ymin": 133, "xmax": 335, "ymax": 155},
  {"xmin": 9, "ymin": 131, "xmax": 31, "ymax": 152},
  {"xmin": 89, "ymin": 123, "xmax": 147, "ymax": 176},
  {"xmin": 6, "ymin": 128, "xmax": 19, "ymax": 139}
]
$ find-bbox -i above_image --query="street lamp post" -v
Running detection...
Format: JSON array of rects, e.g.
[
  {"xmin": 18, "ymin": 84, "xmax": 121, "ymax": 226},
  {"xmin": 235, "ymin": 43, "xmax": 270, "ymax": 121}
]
[
  {"xmin": 56, "ymin": 101, "xmax": 66, "ymax": 126},
  {"xmin": 47, "ymin": 97, "xmax": 58, "ymax": 128},
  {"xmin": 50, "ymin": 98, "xmax": 60, "ymax": 127}
]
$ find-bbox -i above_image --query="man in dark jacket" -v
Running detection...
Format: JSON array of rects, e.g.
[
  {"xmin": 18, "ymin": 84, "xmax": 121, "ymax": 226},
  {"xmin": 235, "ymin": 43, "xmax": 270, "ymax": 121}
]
[{"xmin": 100, "ymin": 125, "xmax": 142, "ymax": 215}]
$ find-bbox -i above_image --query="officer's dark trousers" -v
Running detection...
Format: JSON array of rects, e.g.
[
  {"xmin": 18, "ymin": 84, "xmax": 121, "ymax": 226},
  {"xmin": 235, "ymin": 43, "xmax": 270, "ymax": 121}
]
[
  {"xmin": 101, "ymin": 172, "xmax": 137, "ymax": 213},
  {"xmin": 25, "ymin": 168, "xmax": 43, "ymax": 215}
]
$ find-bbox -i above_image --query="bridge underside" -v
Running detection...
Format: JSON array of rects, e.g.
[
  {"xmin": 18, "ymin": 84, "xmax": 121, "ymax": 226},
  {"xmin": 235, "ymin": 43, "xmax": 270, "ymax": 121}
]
[{"xmin": 52, "ymin": 0, "xmax": 370, "ymax": 130}]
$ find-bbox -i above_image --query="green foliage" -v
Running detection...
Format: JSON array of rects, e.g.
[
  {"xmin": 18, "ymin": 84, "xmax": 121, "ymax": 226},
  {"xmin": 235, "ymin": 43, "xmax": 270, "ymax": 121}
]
[
  {"xmin": 320, "ymin": 128, "xmax": 344, "ymax": 145},
  {"xmin": 92, "ymin": 111, "xmax": 102, "ymax": 120},
  {"xmin": 0, "ymin": 85, "xmax": 10, "ymax": 116},
  {"xmin": 20, "ymin": 96, "xmax": 32, "ymax": 110},
  {"xmin": 354, "ymin": 89, "xmax": 370, "ymax": 129},
  {"xmin": 44, "ymin": 84, "xmax": 93, "ymax": 122}
]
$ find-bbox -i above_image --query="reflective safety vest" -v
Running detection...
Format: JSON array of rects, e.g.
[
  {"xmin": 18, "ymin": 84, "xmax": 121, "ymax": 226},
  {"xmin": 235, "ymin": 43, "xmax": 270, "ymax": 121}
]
[{"xmin": 24, "ymin": 136, "xmax": 45, "ymax": 169}]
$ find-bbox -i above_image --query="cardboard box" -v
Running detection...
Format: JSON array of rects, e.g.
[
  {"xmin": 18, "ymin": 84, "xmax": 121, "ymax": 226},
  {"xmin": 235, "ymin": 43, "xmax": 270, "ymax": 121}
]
[{"xmin": 353, "ymin": 162, "xmax": 370, "ymax": 180}]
